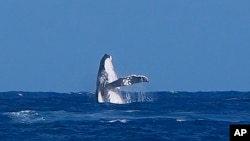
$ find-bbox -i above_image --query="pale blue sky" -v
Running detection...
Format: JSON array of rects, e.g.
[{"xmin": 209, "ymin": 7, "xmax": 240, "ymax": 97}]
[{"xmin": 0, "ymin": 1, "xmax": 250, "ymax": 92}]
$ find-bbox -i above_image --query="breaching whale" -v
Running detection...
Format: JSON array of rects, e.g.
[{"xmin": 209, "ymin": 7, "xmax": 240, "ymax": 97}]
[{"xmin": 95, "ymin": 54, "xmax": 149, "ymax": 104}]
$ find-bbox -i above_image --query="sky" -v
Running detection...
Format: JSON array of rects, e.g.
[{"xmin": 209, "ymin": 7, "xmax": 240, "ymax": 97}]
[{"xmin": 0, "ymin": 1, "xmax": 250, "ymax": 92}]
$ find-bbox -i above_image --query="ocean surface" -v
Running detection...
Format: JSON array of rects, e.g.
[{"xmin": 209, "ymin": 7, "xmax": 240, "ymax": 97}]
[{"xmin": 0, "ymin": 91, "xmax": 249, "ymax": 141}]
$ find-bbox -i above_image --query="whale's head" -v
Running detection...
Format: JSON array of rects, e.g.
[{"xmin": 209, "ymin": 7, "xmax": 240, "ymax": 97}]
[
  {"xmin": 100, "ymin": 54, "xmax": 113, "ymax": 72},
  {"xmin": 98, "ymin": 54, "xmax": 117, "ymax": 83}
]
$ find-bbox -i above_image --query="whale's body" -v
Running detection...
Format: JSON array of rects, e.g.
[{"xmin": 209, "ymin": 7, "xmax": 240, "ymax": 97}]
[{"xmin": 95, "ymin": 54, "xmax": 149, "ymax": 104}]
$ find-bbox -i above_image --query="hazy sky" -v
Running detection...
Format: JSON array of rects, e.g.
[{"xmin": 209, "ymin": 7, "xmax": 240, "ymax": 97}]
[{"xmin": 0, "ymin": 1, "xmax": 250, "ymax": 92}]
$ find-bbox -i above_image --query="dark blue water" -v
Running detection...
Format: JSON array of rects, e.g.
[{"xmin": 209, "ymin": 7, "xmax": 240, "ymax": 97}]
[{"xmin": 0, "ymin": 91, "xmax": 249, "ymax": 140}]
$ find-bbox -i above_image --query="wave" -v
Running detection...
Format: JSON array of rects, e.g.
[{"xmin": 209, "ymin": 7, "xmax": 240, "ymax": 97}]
[
  {"xmin": 3, "ymin": 110, "xmax": 45, "ymax": 124},
  {"xmin": 1, "ymin": 91, "xmax": 250, "ymax": 125},
  {"xmin": 3, "ymin": 109, "xmax": 249, "ymax": 124}
]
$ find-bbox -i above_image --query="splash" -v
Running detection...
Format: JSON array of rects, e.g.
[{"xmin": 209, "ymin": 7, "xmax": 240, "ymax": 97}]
[
  {"xmin": 4, "ymin": 110, "xmax": 45, "ymax": 124},
  {"xmin": 122, "ymin": 91, "xmax": 154, "ymax": 103}
]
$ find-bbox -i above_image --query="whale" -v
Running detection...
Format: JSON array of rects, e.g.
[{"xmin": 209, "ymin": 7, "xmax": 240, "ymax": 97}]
[{"xmin": 95, "ymin": 54, "xmax": 149, "ymax": 104}]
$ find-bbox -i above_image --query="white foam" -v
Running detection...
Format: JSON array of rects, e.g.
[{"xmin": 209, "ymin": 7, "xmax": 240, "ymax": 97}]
[
  {"xmin": 107, "ymin": 119, "xmax": 129, "ymax": 123},
  {"xmin": 108, "ymin": 119, "xmax": 117, "ymax": 123},
  {"xmin": 119, "ymin": 119, "xmax": 128, "ymax": 123},
  {"xmin": 18, "ymin": 93, "xmax": 23, "ymax": 96},
  {"xmin": 5, "ymin": 110, "xmax": 45, "ymax": 123},
  {"xmin": 176, "ymin": 118, "xmax": 187, "ymax": 122},
  {"xmin": 125, "ymin": 110, "xmax": 140, "ymax": 113}
]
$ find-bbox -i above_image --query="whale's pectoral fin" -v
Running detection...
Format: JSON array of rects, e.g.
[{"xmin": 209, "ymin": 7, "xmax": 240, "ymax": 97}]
[{"xmin": 106, "ymin": 75, "xmax": 149, "ymax": 89}]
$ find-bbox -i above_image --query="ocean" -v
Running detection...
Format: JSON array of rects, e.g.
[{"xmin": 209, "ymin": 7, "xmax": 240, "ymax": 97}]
[{"xmin": 0, "ymin": 91, "xmax": 249, "ymax": 141}]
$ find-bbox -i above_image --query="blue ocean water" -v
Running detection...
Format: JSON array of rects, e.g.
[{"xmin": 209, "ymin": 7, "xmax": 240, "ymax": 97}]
[{"xmin": 0, "ymin": 91, "xmax": 249, "ymax": 141}]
